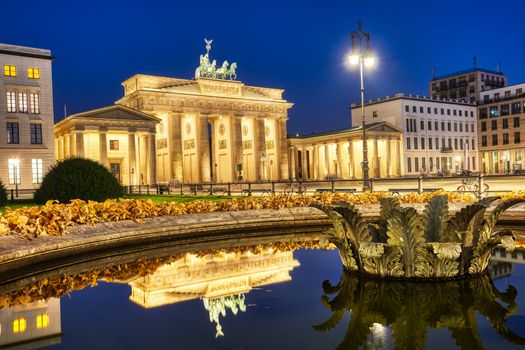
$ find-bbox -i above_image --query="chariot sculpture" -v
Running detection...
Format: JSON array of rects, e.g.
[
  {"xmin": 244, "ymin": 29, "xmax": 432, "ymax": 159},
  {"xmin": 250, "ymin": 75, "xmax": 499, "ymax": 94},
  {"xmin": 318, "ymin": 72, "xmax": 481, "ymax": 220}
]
[{"xmin": 195, "ymin": 38, "xmax": 237, "ymax": 80}]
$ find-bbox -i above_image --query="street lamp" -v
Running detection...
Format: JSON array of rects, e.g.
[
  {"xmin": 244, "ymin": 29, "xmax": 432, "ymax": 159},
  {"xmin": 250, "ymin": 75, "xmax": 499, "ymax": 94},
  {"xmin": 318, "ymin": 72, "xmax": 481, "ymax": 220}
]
[{"xmin": 348, "ymin": 21, "xmax": 375, "ymax": 191}]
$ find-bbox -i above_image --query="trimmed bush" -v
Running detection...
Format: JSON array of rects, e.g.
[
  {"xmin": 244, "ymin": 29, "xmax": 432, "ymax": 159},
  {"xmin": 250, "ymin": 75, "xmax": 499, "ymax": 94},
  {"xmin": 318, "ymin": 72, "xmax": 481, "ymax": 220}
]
[
  {"xmin": 0, "ymin": 180, "xmax": 7, "ymax": 207},
  {"xmin": 34, "ymin": 157, "xmax": 124, "ymax": 204}
]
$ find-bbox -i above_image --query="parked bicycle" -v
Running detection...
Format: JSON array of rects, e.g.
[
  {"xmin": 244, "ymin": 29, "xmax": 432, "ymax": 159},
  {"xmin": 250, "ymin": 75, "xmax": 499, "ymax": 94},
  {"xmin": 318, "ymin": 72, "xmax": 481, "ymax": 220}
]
[
  {"xmin": 457, "ymin": 178, "xmax": 489, "ymax": 195},
  {"xmin": 284, "ymin": 181, "xmax": 307, "ymax": 194}
]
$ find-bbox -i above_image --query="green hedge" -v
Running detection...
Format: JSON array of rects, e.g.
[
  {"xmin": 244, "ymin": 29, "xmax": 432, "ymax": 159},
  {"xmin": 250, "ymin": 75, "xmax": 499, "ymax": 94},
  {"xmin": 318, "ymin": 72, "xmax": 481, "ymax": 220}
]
[
  {"xmin": 0, "ymin": 180, "xmax": 7, "ymax": 207},
  {"xmin": 34, "ymin": 157, "xmax": 125, "ymax": 204}
]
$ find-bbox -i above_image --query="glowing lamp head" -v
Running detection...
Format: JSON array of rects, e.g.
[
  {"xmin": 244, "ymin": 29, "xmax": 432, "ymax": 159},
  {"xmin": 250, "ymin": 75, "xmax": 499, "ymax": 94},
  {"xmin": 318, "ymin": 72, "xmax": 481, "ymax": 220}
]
[
  {"xmin": 348, "ymin": 54, "xmax": 359, "ymax": 65},
  {"xmin": 364, "ymin": 56, "xmax": 375, "ymax": 67}
]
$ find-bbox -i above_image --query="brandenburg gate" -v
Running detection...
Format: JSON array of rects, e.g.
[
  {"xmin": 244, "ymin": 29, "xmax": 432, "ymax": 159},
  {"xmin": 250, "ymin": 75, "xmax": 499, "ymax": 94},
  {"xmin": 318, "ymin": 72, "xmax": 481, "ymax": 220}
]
[{"xmin": 116, "ymin": 40, "xmax": 293, "ymax": 183}]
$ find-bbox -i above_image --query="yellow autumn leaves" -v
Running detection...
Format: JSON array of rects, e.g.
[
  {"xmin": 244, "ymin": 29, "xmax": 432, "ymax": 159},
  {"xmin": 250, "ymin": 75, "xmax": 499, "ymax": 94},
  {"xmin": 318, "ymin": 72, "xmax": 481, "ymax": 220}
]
[{"xmin": 0, "ymin": 190, "xmax": 477, "ymax": 239}]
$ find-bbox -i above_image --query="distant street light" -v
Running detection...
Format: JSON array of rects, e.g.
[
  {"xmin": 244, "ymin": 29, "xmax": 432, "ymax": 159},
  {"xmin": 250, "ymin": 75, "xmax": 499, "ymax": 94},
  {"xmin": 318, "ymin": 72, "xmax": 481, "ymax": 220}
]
[{"xmin": 348, "ymin": 21, "xmax": 375, "ymax": 191}]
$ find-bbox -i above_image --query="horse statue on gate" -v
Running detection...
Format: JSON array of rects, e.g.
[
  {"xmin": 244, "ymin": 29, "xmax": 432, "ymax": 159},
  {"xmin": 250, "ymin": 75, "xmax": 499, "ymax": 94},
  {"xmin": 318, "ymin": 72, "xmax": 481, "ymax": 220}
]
[
  {"xmin": 227, "ymin": 62, "xmax": 237, "ymax": 80},
  {"xmin": 216, "ymin": 60, "xmax": 229, "ymax": 79}
]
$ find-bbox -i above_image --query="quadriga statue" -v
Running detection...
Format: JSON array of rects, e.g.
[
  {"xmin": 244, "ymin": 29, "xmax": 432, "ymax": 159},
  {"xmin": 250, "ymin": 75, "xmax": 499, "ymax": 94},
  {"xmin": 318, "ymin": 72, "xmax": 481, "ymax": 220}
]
[{"xmin": 313, "ymin": 195, "xmax": 525, "ymax": 279}]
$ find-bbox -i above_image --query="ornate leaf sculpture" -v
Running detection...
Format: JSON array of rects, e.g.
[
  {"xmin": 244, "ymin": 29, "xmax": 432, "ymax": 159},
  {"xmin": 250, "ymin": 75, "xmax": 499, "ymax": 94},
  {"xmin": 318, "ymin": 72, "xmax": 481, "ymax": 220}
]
[
  {"xmin": 359, "ymin": 242, "xmax": 404, "ymax": 277},
  {"xmin": 386, "ymin": 207, "xmax": 424, "ymax": 278},
  {"xmin": 377, "ymin": 197, "xmax": 401, "ymax": 243},
  {"xmin": 422, "ymin": 195, "xmax": 449, "ymax": 242}
]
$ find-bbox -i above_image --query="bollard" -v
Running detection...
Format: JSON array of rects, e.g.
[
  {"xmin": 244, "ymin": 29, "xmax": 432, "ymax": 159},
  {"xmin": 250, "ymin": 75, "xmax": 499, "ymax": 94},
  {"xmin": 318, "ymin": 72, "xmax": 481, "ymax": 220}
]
[
  {"xmin": 271, "ymin": 181, "xmax": 275, "ymax": 194},
  {"xmin": 248, "ymin": 182, "xmax": 252, "ymax": 196},
  {"xmin": 10, "ymin": 189, "xmax": 14, "ymax": 202},
  {"xmin": 227, "ymin": 182, "xmax": 231, "ymax": 196},
  {"xmin": 418, "ymin": 176, "xmax": 423, "ymax": 194},
  {"xmin": 369, "ymin": 178, "xmax": 374, "ymax": 192},
  {"xmin": 180, "ymin": 184, "xmax": 183, "ymax": 195},
  {"xmin": 209, "ymin": 183, "xmax": 213, "ymax": 196},
  {"xmin": 477, "ymin": 174, "xmax": 484, "ymax": 198},
  {"xmin": 331, "ymin": 180, "xmax": 335, "ymax": 193},
  {"xmin": 298, "ymin": 180, "xmax": 303, "ymax": 194}
]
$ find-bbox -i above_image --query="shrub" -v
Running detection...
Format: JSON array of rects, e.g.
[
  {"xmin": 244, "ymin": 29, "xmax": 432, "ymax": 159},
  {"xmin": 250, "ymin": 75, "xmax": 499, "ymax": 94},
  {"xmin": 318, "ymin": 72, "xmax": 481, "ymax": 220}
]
[
  {"xmin": 0, "ymin": 180, "xmax": 7, "ymax": 207},
  {"xmin": 34, "ymin": 157, "xmax": 124, "ymax": 204}
]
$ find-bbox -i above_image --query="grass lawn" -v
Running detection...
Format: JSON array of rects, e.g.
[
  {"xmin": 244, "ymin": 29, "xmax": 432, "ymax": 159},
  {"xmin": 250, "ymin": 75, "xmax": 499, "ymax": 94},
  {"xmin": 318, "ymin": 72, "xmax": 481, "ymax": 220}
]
[{"xmin": 0, "ymin": 194, "xmax": 233, "ymax": 213}]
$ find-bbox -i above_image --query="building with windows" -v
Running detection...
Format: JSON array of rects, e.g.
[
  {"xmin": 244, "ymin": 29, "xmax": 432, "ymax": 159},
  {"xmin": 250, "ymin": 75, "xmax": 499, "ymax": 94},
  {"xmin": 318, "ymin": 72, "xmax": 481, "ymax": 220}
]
[
  {"xmin": 351, "ymin": 94, "xmax": 478, "ymax": 176},
  {"xmin": 429, "ymin": 67, "xmax": 508, "ymax": 103},
  {"xmin": 478, "ymin": 83, "xmax": 525, "ymax": 174},
  {"xmin": 54, "ymin": 105, "xmax": 160, "ymax": 186},
  {"xmin": 287, "ymin": 122, "xmax": 403, "ymax": 179},
  {"xmin": 0, "ymin": 43, "xmax": 54, "ymax": 190}
]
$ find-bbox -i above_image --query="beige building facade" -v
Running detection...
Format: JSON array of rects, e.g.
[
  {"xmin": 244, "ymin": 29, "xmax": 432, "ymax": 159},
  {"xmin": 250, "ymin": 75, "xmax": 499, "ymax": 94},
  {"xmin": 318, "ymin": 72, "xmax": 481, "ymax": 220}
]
[
  {"xmin": 54, "ymin": 105, "xmax": 160, "ymax": 186},
  {"xmin": 287, "ymin": 122, "xmax": 404, "ymax": 179},
  {"xmin": 0, "ymin": 43, "xmax": 54, "ymax": 190}
]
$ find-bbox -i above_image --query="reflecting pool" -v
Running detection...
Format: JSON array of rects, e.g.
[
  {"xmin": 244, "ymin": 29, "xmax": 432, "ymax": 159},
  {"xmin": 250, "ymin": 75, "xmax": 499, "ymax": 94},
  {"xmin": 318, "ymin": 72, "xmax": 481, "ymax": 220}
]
[{"xmin": 0, "ymin": 240, "xmax": 524, "ymax": 349}]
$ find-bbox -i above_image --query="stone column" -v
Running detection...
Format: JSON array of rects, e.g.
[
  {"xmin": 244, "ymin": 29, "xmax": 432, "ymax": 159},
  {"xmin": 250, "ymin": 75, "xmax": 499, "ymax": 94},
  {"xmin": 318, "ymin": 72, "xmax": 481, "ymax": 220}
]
[
  {"xmin": 199, "ymin": 114, "xmax": 211, "ymax": 182},
  {"xmin": 313, "ymin": 145, "xmax": 319, "ymax": 179},
  {"xmin": 69, "ymin": 134, "xmax": 75, "ymax": 156},
  {"xmin": 75, "ymin": 130, "xmax": 84, "ymax": 156},
  {"xmin": 397, "ymin": 138, "xmax": 404, "ymax": 176},
  {"xmin": 289, "ymin": 146, "xmax": 295, "ymax": 179},
  {"xmin": 99, "ymin": 131, "xmax": 108, "ymax": 165},
  {"xmin": 147, "ymin": 132, "xmax": 157, "ymax": 185},
  {"xmin": 302, "ymin": 147, "xmax": 308, "ymax": 179},
  {"xmin": 324, "ymin": 144, "xmax": 330, "ymax": 178},
  {"xmin": 255, "ymin": 118, "xmax": 266, "ymax": 180},
  {"xmin": 386, "ymin": 138, "xmax": 392, "ymax": 177},
  {"xmin": 210, "ymin": 120, "xmax": 217, "ymax": 181},
  {"xmin": 336, "ymin": 142, "xmax": 343, "ymax": 178},
  {"xmin": 374, "ymin": 138, "xmax": 380, "ymax": 178},
  {"xmin": 278, "ymin": 118, "xmax": 289, "ymax": 180},
  {"xmin": 232, "ymin": 116, "xmax": 243, "ymax": 181},
  {"xmin": 348, "ymin": 140, "xmax": 355, "ymax": 178},
  {"xmin": 170, "ymin": 113, "xmax": 183, "ymax": 182},
  {"xmin": 128, "ymin": 132, "xmax": 136, "ymax": 185}
]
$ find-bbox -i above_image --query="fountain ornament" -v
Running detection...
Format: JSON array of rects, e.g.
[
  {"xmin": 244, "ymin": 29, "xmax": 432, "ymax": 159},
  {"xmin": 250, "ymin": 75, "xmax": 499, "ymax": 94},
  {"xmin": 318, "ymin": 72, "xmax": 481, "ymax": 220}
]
[{"xmin": 313, "ymin": 195, "xmax": 525, "ymax": 279}]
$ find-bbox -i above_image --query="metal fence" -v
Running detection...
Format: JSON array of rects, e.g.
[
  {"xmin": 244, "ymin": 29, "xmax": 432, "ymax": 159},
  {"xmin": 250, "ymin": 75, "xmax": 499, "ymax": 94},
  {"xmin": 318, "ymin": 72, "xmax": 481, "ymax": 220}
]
[
  {"xmin": 7, "ymin": 174, "xmax": 525, "ymax": 203},
  {"xmin": 124, "ymin": 174, "xmax": 525, "ymax": 198}
]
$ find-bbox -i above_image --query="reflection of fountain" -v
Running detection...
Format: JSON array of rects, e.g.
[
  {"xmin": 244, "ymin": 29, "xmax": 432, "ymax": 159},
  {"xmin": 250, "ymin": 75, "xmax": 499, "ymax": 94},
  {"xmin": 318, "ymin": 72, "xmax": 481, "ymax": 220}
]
[
  {"xmin": 203, "ymin": 294, "xmax": 246, "ymax": 337},
  {"xmin": 0, "ymin": 298, "xmax": 61, "ymax": 348},
  {"xmin": 124, "ymin": 248, "xmax": 299, "ymax": 336},
  {"xmin": 314, "ymin": 272, "xmax": 525, "ymax": 349}
]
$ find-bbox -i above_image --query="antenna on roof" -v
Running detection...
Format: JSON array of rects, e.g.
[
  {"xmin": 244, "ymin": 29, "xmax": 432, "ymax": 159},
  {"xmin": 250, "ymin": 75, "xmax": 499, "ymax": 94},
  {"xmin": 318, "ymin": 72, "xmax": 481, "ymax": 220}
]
[
  {"xmin": 431, "ymin": 66, "xmax": 436, "ymax": 79},
  {"xmin": 64, "ymin": 104, "xmax": 67, "ymax": 118},
  {"xmin": 472, "ymin": 56, "xmax": 477, "ymax": 67}
]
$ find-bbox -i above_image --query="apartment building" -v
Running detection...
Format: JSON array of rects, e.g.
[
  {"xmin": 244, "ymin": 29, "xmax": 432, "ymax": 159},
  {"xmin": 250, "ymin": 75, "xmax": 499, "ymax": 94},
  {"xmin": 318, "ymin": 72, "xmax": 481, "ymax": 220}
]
[
  {"xmin": 478, "ymin": 83, "xmax": 525, "ymax": 174},
  {"xmin": 429, "ymin": 68, "xmax": 508, "ymax": 103},
  {"xmin": 0, "ymin": 43, "xmax": 54, "ymax": 190},
  {"xmin": 351, "ymin": 93, "xmax": 478, "ymax": 176}
]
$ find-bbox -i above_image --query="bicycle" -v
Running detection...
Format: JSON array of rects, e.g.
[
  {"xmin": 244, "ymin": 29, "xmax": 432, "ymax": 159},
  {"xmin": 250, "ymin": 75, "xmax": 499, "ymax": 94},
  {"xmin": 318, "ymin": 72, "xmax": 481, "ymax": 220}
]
[
  {"xmin": 457, "ymin": 178, "xmax": 489, "ymax": 195},
  {"xmin": 284, "ymin": 181, "xmax": 307, "ymax": 194}
]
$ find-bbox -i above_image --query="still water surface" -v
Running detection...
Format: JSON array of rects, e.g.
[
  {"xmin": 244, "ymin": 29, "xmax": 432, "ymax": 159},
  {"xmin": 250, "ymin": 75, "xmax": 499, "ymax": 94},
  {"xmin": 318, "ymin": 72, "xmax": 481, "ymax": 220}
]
[{"xmin": 1, "ymin": 243, "xmax": 524, "ymax": 349}]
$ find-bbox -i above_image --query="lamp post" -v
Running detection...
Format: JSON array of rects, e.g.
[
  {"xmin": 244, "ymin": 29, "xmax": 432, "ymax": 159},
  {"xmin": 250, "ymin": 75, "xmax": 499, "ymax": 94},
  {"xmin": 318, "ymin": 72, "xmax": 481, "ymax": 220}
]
[{"xmin": 348, "ymin": 21, "xmax": 375, "ymax": 191}]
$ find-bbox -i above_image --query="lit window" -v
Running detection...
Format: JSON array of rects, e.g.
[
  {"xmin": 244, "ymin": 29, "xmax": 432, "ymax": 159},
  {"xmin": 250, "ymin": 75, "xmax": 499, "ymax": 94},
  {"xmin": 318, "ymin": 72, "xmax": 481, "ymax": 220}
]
[
  {"xmin": 8, "ymin": 159, "xmax": 21, "ymax": 185},
  {"xmin": 32, "ymin": 159, "xmax": 43, "ymax": 184},
  {"xmin": 36, "ymin": 313, "xmax": 49, "ymax": 329},
  {"xmin": 30, "ymin": 123, "xmax": 42, "ymax": 144},
  {"xmin": 4, "ymin": 65, "xmax": 16, "ymax": 77},
  {"xmin": 18, "ymin": 92, "xmax": 28, "ymax": 113},
  {"xmin": 29, "ymin": 93, "xmax": 40, "ymax": 114},
  {"xmin": 6, "ymin": 91, "xmax": 16, "ymax": 112},
  {"xmin": 28, "ymin": 67, "xmax": 40, "ymax": 79},
  {"xmin": 109, "ymin": 140, "xmax": 119, "ymax": 150},
  {"xmin": 13, "ymin": 318, "xmax": 26, "ymax": 333}
]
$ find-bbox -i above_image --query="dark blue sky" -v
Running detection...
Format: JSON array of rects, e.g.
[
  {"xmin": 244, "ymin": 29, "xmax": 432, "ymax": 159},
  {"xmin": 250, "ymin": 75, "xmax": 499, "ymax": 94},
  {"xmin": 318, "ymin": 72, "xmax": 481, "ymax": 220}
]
[{"xmin": 1, "ymin": 0, "xmax": 524, "ymax": 134}]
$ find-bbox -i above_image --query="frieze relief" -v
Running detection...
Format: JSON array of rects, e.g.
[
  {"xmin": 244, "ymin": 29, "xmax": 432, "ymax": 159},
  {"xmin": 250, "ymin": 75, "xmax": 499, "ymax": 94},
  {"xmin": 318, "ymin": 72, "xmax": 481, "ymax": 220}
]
[
  {"xmin": 157, "ymin": 138, "xmax": 168, "ymax": 149},
  {"xmin": 265, "ymin": 140, "xmax": 275, "ymax": 150},
  {"xmin": 184, "ymin": 139, "xmax": 196, "ymax": 150},
  {"xmin": 219, "ymin": 140, "xmax": 227, "ymax": 149},
  {"xmin": 242, "ymin": 140, "xmax": 252, "ymax": 150}
]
